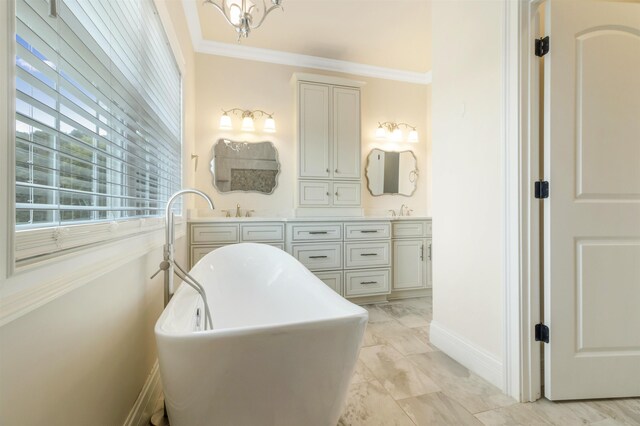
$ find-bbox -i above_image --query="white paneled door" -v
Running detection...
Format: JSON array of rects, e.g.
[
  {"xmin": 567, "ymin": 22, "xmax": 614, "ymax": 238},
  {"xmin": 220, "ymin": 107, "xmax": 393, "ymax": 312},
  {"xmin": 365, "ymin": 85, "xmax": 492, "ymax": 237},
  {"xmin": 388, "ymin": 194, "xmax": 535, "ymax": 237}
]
[{"xmin": 544, "ymin": 0, "xmax": 640, "ymax": 400}]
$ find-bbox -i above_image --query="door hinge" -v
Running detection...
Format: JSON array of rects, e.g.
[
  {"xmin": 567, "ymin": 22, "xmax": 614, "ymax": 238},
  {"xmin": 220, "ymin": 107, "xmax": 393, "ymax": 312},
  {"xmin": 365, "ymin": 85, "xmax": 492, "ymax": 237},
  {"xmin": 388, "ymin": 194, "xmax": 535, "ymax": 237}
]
[
  {"xmin": 535, "ymin": 36, "xmax": 550, "ymax": 57},
  {"xmin": 535, "ymin": 323, "xmax": 550, "ymax": 343},
  {"xmin": 535, "ymin": 180, "xmax": 549, "ymax": 199}
]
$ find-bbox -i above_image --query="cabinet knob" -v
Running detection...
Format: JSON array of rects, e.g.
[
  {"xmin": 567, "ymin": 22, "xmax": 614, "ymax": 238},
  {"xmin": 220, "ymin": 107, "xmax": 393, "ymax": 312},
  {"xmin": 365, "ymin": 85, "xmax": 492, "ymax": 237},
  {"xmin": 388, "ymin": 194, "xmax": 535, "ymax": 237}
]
[
  {"xmin": 335, "ymin": 192, "xmax": 339, "ymax": 197},
  {"xmin": 326, "ymin": 168, "xmax": 329, "ymax": 173},
  {"xmin": 335, "ymin": 169, "xmax": 339, "ymax": 173},
  {"xmin": 326, "ymin": 192, "xmax": 330, "ymax": 196}
]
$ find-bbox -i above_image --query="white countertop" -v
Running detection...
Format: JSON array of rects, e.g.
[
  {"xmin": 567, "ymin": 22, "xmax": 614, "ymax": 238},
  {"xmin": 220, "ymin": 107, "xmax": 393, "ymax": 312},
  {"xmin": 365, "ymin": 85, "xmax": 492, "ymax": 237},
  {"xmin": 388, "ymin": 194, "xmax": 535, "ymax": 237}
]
[{"xmin": 187, "ymin": 216, "xmax": 431, "ymax": 223}]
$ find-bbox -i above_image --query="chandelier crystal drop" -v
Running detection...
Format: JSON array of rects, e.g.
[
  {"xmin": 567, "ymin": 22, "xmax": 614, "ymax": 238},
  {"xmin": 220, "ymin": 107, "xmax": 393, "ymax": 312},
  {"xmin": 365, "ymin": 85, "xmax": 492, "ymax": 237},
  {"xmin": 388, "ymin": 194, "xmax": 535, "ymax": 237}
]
[{"xmin": 204, "ymin": 0, "xmax": 284, "ymax": 40}]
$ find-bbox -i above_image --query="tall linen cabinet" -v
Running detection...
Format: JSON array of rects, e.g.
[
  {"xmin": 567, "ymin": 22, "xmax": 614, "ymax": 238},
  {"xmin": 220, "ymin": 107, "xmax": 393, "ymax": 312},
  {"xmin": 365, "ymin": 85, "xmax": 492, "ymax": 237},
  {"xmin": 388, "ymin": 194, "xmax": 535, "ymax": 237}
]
[{"xmin": 293, "ymin": 73, "xmax": 365, "ymax": 215}]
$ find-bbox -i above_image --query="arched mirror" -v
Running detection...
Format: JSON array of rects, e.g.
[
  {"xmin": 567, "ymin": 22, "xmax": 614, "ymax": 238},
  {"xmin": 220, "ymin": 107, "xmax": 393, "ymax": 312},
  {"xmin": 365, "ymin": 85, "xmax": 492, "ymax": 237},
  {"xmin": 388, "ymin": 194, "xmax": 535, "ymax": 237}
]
[
  {"xmin": 365, "ymin": 149, "xmax": 418, "ymax": 196},
  {"xmin": 210, "ymin": 139, "xmax": 280, "ymax": 194}
]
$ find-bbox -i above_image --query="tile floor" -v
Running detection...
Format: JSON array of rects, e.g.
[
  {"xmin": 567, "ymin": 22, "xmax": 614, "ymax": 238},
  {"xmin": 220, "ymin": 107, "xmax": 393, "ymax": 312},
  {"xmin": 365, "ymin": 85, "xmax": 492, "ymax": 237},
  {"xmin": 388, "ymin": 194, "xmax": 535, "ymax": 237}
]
[{"xmin": 338, "ymin": 297, "xmax": 640, "ymax": 426}]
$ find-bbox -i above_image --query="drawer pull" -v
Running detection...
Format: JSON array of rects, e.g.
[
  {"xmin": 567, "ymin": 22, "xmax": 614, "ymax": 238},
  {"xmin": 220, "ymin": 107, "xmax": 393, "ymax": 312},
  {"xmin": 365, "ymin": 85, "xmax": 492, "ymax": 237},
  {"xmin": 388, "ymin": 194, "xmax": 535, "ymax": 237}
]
[
  {"xmin": 360, "ymin": 281, "xmax": 378, "ymax": 285},
  {"xmin": 360, "ymin": 230, "xmax": 378, "ymax": 233},
  {"xmin": 308, "ymin": 231, "xmax": 328, "ymax": 235},
  {"xmin": 309, "ymin": 255, "xmax": 328, "ymax": 259},
  {"xmin": 360, "ymin": 253, "xmax": 378, "ymax": 257}
]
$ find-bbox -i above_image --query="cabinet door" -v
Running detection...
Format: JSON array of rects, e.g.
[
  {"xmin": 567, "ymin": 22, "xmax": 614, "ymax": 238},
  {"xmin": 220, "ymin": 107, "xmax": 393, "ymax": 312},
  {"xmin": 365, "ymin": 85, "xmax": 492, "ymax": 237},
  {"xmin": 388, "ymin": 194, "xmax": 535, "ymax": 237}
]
[
  {"xmin": 299, "ymin": 181, "xmax": 331, "ymax": 206},
  {"xmin": 426, "ymin": 238, "xmax": 432, "ymax": 288},
  {"xmin": 332, "ymin": 87, "xmax": 361, "ymax": 179},
  {"xmin": 332, "ymin": 182, "xmax": 361, "ymax": 206},
  {"xmin": 392, "ymin": 239, "xmax": 427, "ymax": 290},
  {"xmin": 299, "ymin": 83, "xmax": 330, "ymax": 178}
]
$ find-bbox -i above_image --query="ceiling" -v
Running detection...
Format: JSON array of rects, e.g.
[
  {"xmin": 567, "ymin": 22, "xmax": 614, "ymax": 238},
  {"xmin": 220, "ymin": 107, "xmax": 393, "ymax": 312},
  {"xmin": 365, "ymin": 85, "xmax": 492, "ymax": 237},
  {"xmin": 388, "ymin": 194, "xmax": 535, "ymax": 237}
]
[{"xmin": 195, "ymin": 0, "xmax": 432, "ymax": 73}]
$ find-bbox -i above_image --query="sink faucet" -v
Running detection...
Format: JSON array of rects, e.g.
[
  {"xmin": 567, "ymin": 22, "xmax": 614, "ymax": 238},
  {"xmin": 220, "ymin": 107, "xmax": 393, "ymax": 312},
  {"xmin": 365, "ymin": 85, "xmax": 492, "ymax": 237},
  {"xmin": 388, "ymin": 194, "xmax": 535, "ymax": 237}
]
[
  {"xmin": 152, "ymin": 189, "xmax": 215, "ymax": 330},
  {"xmin": 400, "ymin": 204, "xmax": 407, "ymax": 216},
  {"xmin": 236, "ymin": 203, "xmax": 242, "ymax": 217}
]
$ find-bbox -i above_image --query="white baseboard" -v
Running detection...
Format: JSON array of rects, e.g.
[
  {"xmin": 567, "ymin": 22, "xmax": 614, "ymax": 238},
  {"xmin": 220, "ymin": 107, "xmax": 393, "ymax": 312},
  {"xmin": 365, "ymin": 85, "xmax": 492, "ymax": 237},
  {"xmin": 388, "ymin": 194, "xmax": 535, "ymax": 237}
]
[
  {"xmin": 429, "ymin": 321, "xmax": 504, "ymax": 390},
  {"xmin": 124, "ymin": 361, "xmax": 162, "ymax": 426}
]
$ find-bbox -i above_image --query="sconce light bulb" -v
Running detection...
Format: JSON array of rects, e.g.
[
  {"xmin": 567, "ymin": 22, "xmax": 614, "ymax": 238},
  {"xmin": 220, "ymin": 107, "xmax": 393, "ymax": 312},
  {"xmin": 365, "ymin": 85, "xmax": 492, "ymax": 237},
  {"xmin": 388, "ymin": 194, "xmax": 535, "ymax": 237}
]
[
  {"xmin": 408, "ymin": 129, "xmax": 419, "ymax": 143},
  {"xmin": 263, "ymin": 116, "xmax": 276, "ymax": 133},
  {"xmin": 391, "ymin": 128, "xmax": 403, "ymax": 142},
  {"xmin": 375, "ymin": 126, "xmax": 386, "ymax": 139},
  {"xmin": 241, "ymin": 116, "xmax": 255, "ymax": 132},
  {"xmin": 219, "ymin": 113, "xmax": 232, "ymax": 130}
]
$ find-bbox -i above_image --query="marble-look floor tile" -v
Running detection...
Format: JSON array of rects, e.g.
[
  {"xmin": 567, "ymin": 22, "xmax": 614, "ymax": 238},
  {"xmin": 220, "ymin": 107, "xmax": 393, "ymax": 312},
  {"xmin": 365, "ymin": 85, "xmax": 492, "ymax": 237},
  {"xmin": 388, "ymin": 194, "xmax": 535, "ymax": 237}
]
[
  {"xmin": 529, "ymin": 398, "xmax": 610, "ymax": 425},
  {"xmin": 365, "ymin": 320, "xmax": 437, "ymax": 356},
  {"xmin": 589, "ymin": 399, "xmax": 640, "ymax": 426},
  {"xmin": 359, "ymin": 344, "xmax": 440, "ymax": 400},
  {"xmin": 363, "ymin": 304, "xmax": 397, "ymax": 323},
  {"xmin": 398, "ymin": 392, "xmax": 483, "ymax": 426},
  {"xmin": 338, "ymin": 380, "xmax": 415, "ymax": 426},
  {"xmin": 377, "ymin": 303, "xmax": 431, "ymax": 327},
  {"xmin": 474, "ymin": 403, "xmax": 552, "ymax": 425},
  {"xmin": 350, "ymin": 359, "xmax": 376, "ymax": 385},
  {"xmin": 407, "ymin": 351, "xmax": 515, "ymax": 414}
]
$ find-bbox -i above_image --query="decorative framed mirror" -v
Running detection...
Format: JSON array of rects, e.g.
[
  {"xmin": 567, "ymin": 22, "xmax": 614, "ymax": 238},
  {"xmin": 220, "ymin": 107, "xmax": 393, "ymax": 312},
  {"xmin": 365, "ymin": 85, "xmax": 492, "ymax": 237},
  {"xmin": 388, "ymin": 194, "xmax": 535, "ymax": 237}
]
[
  {"xmin": 210, "ymin": 139, "xmax": 280, "ymax": 194},
  {"xmin": 365, "ymin": 149, "xmax": 418, "ymax": 196}
]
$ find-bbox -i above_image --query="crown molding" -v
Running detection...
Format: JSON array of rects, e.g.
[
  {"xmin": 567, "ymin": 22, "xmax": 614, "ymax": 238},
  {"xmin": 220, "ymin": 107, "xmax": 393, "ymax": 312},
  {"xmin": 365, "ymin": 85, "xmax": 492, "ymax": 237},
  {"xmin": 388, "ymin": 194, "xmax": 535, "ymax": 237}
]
[{"xmin": 181, "ymin": 0, "xmax": 432, "ymax": 85}]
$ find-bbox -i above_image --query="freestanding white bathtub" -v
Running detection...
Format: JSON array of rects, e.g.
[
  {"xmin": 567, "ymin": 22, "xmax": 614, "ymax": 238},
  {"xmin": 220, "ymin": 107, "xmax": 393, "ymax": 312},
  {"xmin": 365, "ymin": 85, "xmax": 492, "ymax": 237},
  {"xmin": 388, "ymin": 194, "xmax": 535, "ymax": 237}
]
[{"xmin": 155, "ymin": 243, "xmax": 368, "ymax": 426}]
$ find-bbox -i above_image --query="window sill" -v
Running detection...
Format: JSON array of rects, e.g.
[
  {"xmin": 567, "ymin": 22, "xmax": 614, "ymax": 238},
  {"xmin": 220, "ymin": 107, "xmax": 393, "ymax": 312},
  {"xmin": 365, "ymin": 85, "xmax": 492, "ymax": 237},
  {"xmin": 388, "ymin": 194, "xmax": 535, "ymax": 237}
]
[{"xmin": 0, "ymin": 221, "xmax": 186, "ymax": 327}]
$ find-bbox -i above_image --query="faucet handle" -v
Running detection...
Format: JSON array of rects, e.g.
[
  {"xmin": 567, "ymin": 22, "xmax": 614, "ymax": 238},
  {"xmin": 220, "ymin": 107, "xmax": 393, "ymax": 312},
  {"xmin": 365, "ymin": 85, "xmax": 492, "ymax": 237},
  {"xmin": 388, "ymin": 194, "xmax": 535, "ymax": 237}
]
[
  {"xmin": 221, "ymin": 209, "xmax": 231, "ymax": 218},
  {"xmin": 407, "ymin": 209, "xmax": 413, "ymax": 217},
  {"xmin": 388, "ymin": 209, "xmax": 396, "ymax": 218},
  {"xmin": 245, "ymin": 210, "xmax": 255, "ymax": 217}
]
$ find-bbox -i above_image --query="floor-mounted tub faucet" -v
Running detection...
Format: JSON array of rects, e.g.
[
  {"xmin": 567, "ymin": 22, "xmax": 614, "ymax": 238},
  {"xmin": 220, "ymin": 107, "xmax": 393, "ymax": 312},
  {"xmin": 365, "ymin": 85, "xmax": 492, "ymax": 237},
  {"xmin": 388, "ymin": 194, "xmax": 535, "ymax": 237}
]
[{"xmin": 151, "ymin": 189, "xmax": 215, "ymax": 330}]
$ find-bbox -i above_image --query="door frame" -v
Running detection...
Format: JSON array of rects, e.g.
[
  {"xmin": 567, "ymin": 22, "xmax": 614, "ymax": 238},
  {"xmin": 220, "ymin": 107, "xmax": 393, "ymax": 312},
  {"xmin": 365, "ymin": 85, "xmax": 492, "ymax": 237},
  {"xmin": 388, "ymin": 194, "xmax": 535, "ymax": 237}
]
[{"xmin": 503, "ymin": 0, "xmax": 545, "ymax": 402}]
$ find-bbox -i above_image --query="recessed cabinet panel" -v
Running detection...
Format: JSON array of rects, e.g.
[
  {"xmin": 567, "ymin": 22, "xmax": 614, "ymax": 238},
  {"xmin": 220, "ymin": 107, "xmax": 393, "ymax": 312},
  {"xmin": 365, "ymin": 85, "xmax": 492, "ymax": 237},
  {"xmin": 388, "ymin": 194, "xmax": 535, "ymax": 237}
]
[
  {"xmin": 315, "ymin": 271, "xmax": 343, "ymax": 295},
  {"xmin": 393, "ymin": 239, "xmax": 427, "ymax": 290},
  {"xmin": 345, "ymin": 222, "xmax": 391, "ymax": 240},
  {"xmin": 333, "ymin": 87, "xmax": 361, "ymax": 179},
  {"xmin": 240, "ymin": 224, "xmax": 284, "ymax": 242},
  {"xmin": 345, "ymin": 269, "xmax": 391, "ymax": 297},
  {"xmin": 333, "ymin": 182, "xmax": 361, "ymax": 206},
  {"xmin": 299, "ymin": 181, "xmax": 331, "ymax": 206},
  {"xmin": 291, "ymin": 243, "xmax": 343, "ymax": 271},
  {"xmin": 191, "ymin": 224, "xmax": 239, "ymax": 243},
  {"xmin": 345, "ymin": 241, "xmax": 391, "ymax": 269},
  {"xmin": 299, "ymin": 83, "xmax": 330, "ymax": 178}
]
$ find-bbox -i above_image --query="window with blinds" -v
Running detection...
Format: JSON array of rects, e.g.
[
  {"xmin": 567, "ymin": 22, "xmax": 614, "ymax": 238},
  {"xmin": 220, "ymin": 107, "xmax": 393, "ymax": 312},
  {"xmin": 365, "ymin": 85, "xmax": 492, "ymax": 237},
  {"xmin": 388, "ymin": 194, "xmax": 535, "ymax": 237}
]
[{"xmin": 14, "ymin": 0, "xmax": 182, "ymax": 261}]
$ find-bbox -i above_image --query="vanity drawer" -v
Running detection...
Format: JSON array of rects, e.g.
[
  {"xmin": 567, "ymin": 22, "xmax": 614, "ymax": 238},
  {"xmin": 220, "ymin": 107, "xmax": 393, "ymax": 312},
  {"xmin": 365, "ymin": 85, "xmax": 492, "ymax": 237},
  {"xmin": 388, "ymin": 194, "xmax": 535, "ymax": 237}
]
[
  {"xmin": 191, "ymin": 224, "xmax": 239, "ymax": 244},
  {"xmin": 191, "ymin": 245, "xmax": 226, "ymax": 267},
  {"xmin": 345, "ymin": 241, "xmax": 391, "ymax": 269},
  {"xmin": 344, "ymin": 222, "xmax": 391, "ymax": 240},
  {"xmin": 345, "ymin": 269, "xmax": 390, "ymax": 297},
  {"xmin": 392, "ymin": 221, "xmax": 427, "ymax": 238},
  {"xmin": 291, "ymin": 243, "xmax": 342, "ymax": 271},
  {"xmin": 240, "ymin": 224, "xmax": 285, "ymax": 242},
  {"xmin": 289, "ymin": 223, "xmax": 342, "ymax": 241},
  {"xmin": 314, "ymin": 271, "xmax": 343, "ymax": 295}
]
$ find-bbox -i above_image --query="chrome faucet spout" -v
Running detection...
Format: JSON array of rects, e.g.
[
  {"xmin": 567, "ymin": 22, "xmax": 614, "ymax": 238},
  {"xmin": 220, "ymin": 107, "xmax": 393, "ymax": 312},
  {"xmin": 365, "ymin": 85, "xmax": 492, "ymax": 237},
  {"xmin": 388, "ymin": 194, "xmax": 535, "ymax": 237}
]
[{"xmin": 165, "ymin": 189, "xmax": 214, "ymax": 250}]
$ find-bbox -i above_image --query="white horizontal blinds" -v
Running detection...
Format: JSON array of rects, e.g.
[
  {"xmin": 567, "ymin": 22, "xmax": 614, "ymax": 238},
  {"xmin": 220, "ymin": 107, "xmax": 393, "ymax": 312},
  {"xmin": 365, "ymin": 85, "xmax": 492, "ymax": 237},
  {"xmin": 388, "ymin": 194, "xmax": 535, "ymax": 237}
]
[{"xmin": 15, "ymin": 0, "xmax": 181, "ymax": 259}]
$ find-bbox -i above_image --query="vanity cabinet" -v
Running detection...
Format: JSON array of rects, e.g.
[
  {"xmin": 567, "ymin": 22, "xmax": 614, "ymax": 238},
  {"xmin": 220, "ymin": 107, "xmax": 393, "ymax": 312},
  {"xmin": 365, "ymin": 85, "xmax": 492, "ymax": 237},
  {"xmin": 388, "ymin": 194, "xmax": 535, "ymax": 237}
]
[
  {"xmin": 188, "ymin": 218, "xmax": 431, "ymax": 300},
  {"xmin": 299, "ymin": 181, "xmax": 361, "ymax": 207},
  {"xmin": 188, "ymin": 222, "xmax": 285, "ymax": 268},
  {"xmin": 391, "ymin": 221, "xmax": 433, "ymax": 296}
]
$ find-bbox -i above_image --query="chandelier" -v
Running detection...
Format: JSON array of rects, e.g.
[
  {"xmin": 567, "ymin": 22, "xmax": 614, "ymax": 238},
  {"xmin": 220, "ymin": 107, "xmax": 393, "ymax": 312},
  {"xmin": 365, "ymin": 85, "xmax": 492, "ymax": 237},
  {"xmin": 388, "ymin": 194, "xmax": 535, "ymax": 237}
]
[{"xmin": 204, "ymin": 0, "xmax": 284, "ymax": 40}]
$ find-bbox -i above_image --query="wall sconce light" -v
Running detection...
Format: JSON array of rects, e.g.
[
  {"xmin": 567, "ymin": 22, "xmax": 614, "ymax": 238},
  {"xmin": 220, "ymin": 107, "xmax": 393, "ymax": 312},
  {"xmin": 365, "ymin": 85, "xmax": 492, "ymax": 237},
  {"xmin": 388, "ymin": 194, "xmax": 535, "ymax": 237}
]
[
  {"xmin": 219, "ymin": 108, "xmax": 276, "ymax": 133},
  {"xmin": 375, "ymin": 121, "xmax": 419, "ymax": 143}
]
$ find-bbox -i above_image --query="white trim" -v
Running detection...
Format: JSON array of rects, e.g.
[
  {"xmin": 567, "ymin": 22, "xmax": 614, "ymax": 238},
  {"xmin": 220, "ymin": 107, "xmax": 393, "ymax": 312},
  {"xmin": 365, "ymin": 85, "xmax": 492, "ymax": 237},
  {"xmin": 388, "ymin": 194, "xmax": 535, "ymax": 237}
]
[
  {"xmin": 502, "ymin": 0, "xmax": 524, "ymax": 402},
  {"xmin": 291, "ymin": 72, "xmax": 366, "ymax": 88},
  {"xmin": 154, "ymin": 0, "xmax": 187, "ymax": 74},
  {"xmin": 430, "ymin": 321, "xmax": 504, "ymax": 390},
  {"xmin": 0, "ymin": 225, "xmax": 185, "ymax": 327},
  {"xmin": 181, "ymin": 0, "xmax": 432, "ymax": 85},
  {"xmin": 123, "ymin": 361, "xmax": 163, "ymax": 426}
]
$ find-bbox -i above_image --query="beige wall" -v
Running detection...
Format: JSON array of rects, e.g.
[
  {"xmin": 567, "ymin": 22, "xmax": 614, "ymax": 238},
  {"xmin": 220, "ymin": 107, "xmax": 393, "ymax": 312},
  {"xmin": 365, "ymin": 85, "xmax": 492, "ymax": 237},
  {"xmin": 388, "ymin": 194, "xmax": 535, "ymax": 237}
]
[
  {"xmin": 0, "ymin": 1, "xmax": 195, "ymax": 424},
  {"xmin": 190, "ymin": 55, "xmax": 432, "ymax": 217},
  {"xmin": 431, "ymin": 0, "xmax": 505, "ymax": 364}
]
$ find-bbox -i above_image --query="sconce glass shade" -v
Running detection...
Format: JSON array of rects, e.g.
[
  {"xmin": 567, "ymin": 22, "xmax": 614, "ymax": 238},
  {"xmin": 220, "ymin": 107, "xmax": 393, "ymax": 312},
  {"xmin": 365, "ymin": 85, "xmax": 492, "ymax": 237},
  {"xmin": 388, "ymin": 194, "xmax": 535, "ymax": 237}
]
[
  {"xmin": 219, "ymin": 113, "xmax": 232, "ymax": 130},
  {"xmin": 407, "ymin": 129, "xmax": 419, "ymax": 143},
  {"xmin": 375, "ymin": 126, "xmax": 387, "ymax": 139},
  {"xmin": 241, "ymin": 116, "xmax": 255, "ymax": 131},
  {"xmin": 263, "ymin": 116, "xmax": 276, "ymax": 133},
  {"xmin": 391, "ymin": 128, "xmax": 403, "ymax": 142}
]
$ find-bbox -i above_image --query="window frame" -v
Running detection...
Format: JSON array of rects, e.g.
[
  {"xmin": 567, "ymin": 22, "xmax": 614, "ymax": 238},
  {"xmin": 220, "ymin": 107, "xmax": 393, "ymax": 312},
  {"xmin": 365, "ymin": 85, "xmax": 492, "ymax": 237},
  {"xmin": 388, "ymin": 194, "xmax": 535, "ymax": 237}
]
[{"xmin": 8, "ymin": 0, "xmax": 186, "ymax": 270}]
